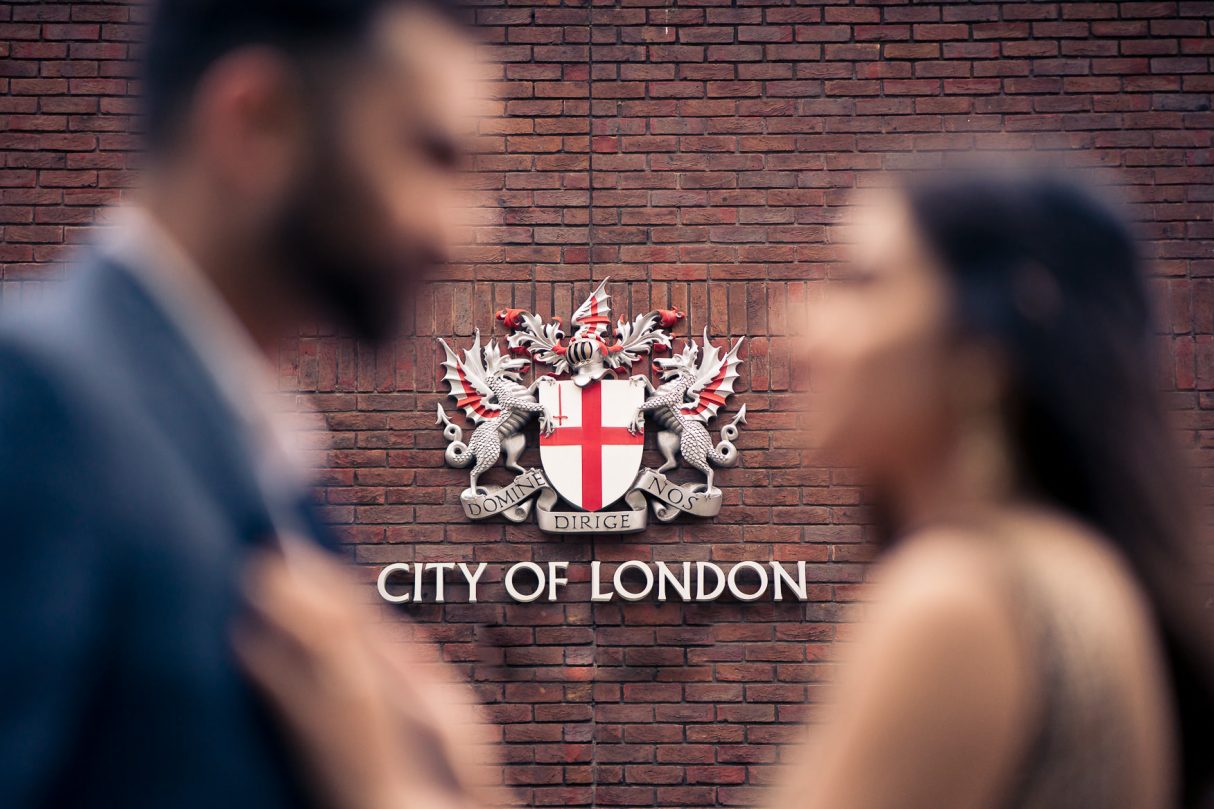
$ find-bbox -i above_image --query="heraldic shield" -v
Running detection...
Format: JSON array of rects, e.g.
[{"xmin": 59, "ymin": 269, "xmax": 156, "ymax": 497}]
[{"xmin": 538, "ymin": 378, "xmax": 645, "ymax": 512}]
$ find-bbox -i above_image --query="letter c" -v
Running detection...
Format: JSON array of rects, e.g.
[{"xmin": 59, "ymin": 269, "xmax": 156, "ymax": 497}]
[{"xmin": 377, "ymin": 563, "xmax": 412, "ymax": 603}]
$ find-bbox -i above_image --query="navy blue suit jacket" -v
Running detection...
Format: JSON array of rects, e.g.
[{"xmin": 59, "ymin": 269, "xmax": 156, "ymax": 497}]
[{"xmin": 0, "ymin": 257, "xmax": 331, "ymax": 807}]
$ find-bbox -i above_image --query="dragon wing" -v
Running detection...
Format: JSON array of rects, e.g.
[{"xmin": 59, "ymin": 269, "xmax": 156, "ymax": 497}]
[
  {"xmin": 570, "ymin": 278, "xmax": 611, "ymax": 339},
  {"xmin": 606, "ymin": 311, "xmax": 673, "ymax": 370},
  {"xmin": 680, "ymin": 329, "xmax": 745, "ymax": 422},
  {"xmin": 438, "ymin": 330, "xmax": 501, "ymax": 423}
]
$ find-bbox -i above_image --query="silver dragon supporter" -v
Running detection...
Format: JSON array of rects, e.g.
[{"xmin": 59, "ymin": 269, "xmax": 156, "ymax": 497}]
[
  {"xmin": 435, "ymin": 335, "xmax": 555, "ymax": 490},
  {"xmin": 435, "ymin": 279, "xmax": 748, "ymax": 533},
  {"xmin": 628, "ymin": 334, "xmax": 748, "ymax": 494}
]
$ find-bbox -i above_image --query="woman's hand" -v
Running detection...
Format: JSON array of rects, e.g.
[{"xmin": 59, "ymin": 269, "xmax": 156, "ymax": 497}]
[{"xmin": 233, "ymin": 542, "xmax": 501, "ymax": 809}]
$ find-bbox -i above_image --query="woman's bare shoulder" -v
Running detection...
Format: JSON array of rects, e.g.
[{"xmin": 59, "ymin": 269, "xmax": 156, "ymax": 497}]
[
  {"xmin": 863, "ymin": 522, "xmax": 1031, "ymax": 678},
  {"xmin": 857, "ymin": 520, "xmax": 1041, "ymax": 725},
  {"xmin": 875, "ymin": 509, "xmax": 1168, "ymax": 742},
  {"xmin": 873, "ymin": 521, "xmax": 1023, "ymax": 615},
  {"xmin": 877, "ymin": 506, "xmax": 1149, "ymax": 617},
  {"xmin": 795, "ymin": 523, "xmax": 1038, "ymax": 809},
  {"xmin": 978, "ymin": 505, "xmax": 1153, "ymax": 619},
  {"xmin": 794, "ymin": 514, "xmax": 1172, "ymax": 809},
  {"xmin": 990, "ymin": 507, "xmax": 1165, "ymax": 667}
]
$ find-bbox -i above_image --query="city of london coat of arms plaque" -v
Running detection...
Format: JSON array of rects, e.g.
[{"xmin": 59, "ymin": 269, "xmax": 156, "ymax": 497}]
[{"xmin": 435, "ymin": 279, "xmax": 746, "ymax": 534}]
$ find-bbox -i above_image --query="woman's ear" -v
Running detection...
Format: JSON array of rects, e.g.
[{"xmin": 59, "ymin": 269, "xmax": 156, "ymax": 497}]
[
  {"xmin": 950, "ymin": 341, "xmax": 1010, "ymax": 417},
  {"xmin": 947, "ymin": 342, "xmax": 1017, "ymax": 500}
]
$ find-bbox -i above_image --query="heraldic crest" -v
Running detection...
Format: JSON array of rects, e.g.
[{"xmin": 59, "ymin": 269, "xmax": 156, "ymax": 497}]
[{"xmin": 435, "ymin": 279, "xmax": 747, "ymax": 534}]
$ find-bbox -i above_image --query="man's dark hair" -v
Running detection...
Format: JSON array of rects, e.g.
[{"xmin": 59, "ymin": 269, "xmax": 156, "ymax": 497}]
[{"xmin": 141, "ymin": 0, "xmax": 453, "ymax": 148}]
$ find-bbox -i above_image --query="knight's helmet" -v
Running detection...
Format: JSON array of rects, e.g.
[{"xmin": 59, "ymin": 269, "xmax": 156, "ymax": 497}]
[{"xmin": 567, "ymin": 337, "xmax": 608, "ymax": 387}]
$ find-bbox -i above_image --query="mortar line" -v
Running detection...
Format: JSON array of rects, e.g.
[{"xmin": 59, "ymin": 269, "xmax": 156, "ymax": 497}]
[{"xmin": 586, "ymin": 4, "xmax": 599, "ymax": 807}]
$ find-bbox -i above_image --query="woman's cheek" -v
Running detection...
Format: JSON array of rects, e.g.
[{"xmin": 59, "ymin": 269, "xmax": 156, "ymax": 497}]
[{"xmin": 805, "ymin": 330, "xmax": 880, "ymax": 457}]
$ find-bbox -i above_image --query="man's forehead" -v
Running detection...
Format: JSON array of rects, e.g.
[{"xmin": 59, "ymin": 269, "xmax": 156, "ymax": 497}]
[{"xmin": 366, "ymin": 5, "xmax": 486, "ymax": 125}]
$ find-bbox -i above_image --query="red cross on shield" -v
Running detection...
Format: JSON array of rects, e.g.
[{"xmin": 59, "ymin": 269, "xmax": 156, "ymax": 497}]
[{"xmin": 538, "ymin": 379, "xmax": 645, "ymax": 511}]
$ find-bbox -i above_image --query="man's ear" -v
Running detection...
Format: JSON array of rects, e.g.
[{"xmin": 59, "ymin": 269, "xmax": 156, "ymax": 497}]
[{"xmin": 187, "ymin": 47, "xmax": 307, "ymax": 204}]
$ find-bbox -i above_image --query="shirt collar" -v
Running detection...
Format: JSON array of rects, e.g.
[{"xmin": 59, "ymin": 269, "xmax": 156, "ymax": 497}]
[{"xmin": 96, "ymin": 205, "xmax": 321, "ymax": 484}]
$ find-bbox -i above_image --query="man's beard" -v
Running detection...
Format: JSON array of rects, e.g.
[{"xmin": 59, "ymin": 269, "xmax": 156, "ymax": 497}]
[{"xmin": 273, "ymin": 165, "xmax": 435, "ymax": 344}]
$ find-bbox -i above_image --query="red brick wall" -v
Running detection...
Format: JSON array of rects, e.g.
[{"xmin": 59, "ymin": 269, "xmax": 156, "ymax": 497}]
[{"xmin": 2, "ymin": 2, "xmax": 1213, "ymax": 807}]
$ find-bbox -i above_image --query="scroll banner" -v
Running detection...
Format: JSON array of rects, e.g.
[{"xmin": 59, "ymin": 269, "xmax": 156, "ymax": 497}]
[
  {"xmin": 458, "ymin": 468, "xmax": 724, "ymax": 532},
  {"xmin": 536, "ymin": 488, "xmax": 648, "ymax": 534},
  {"xmin": 460, "ymin": 468, "xmax": 547, "ymax": 522},
  {"xmin": 633, "ymin": 469, "xmax": 723, "ymax": 521}
]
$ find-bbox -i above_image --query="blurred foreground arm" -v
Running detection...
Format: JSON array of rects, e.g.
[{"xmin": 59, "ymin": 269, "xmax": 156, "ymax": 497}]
[
  {"xmin": 773, "ymin": 532, "xmax": 1033, "ymax": 809},
  {"xmin": 234, "ymin": 543, "xmax": 503, "ymax": 809}
]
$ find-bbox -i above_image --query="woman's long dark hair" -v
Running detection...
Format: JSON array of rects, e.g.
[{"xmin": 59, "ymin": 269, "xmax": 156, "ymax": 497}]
[{"xmin": 902, "ymin": 172, "xmax": 1213, "ymax": 807}]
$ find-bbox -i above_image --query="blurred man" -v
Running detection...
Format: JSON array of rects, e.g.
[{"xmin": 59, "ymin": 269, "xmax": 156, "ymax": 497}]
[{"xmin": 0, "ymin": 0, "xmax": 479, "ymax": 805}]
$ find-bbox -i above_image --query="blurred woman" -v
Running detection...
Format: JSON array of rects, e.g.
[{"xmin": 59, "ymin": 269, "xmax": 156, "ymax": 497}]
[{"xmin": 777, "ymin": 172, "xmax": 1213, "ymax": 809}]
